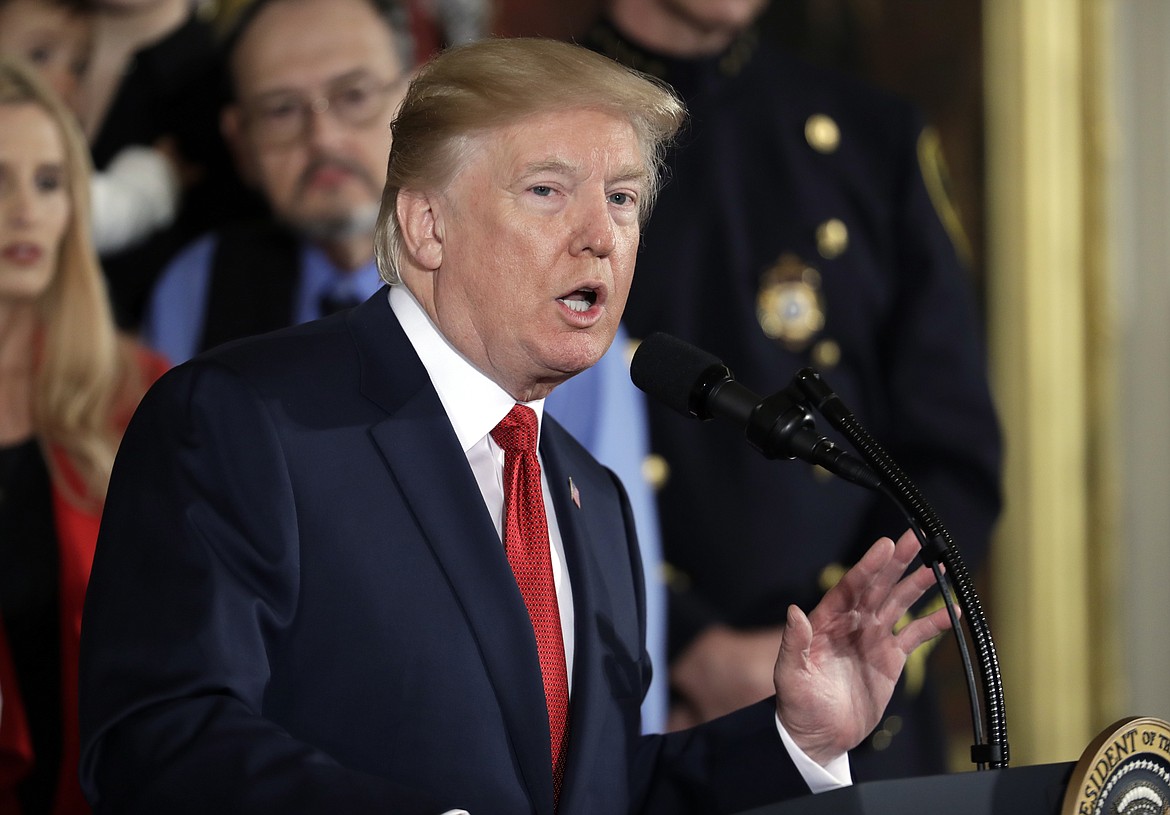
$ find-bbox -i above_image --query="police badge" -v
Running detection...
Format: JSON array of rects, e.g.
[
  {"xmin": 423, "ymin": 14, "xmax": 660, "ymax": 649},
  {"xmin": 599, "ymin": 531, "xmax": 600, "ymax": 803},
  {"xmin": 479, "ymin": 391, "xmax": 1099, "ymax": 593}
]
[{"xmin": 756, "ymin": 252, "xmax": 825, "ymax": 352}]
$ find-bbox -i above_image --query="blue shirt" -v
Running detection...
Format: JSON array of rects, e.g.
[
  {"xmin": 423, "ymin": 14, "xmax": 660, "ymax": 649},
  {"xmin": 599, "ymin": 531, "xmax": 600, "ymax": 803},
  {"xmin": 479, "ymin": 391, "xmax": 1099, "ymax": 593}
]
[
  {"xmin": 142, "ymin": 233, "xmax": 385, "ymax": 365},
  {"xmin": 545, "ymin": 326, "xmax": 668, "ymax": 733}
]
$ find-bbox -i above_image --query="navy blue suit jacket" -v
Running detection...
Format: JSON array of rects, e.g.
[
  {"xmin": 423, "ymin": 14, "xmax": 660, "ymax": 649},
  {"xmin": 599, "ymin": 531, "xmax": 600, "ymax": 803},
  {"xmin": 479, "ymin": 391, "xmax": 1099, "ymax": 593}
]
[{"xmin": 79, "ymin": 290, "xmax": 805, "ymax": 814}]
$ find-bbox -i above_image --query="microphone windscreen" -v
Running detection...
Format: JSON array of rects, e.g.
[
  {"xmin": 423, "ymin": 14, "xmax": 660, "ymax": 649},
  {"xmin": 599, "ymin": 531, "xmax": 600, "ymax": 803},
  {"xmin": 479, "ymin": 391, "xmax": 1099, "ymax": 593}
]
[{"xmin": 630, "ymin": 332, "xmax": 723, "ymax": 417}]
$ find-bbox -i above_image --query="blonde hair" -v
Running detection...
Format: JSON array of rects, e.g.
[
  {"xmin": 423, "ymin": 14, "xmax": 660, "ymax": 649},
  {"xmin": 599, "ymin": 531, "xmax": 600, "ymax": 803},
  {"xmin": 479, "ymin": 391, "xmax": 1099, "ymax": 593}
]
[
  {"xmin": 374, "ymin": 37, "xmax": 686, "ymax": 284},
  {"xmin": 0, "ymin": 55, "xmax": 147, "ymax": 506}
]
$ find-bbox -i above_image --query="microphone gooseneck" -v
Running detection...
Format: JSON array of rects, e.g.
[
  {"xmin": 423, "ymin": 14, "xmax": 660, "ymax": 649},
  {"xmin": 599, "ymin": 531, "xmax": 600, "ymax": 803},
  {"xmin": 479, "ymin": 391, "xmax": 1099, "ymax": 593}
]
[
  {"xmin": 629, "ymin": 331, "xmax": 1009, "ymax": 770},
  {"xmin": 791, "ymin": 367, "xmax": 1008, "ymax": 769}
]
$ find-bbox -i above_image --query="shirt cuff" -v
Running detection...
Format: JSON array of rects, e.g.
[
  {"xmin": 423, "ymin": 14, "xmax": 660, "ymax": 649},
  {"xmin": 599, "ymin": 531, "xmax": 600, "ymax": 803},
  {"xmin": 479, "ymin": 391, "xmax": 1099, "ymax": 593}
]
[{"xmin": 775, "ymin": 713, "xmax": 853, "ymax": 792}]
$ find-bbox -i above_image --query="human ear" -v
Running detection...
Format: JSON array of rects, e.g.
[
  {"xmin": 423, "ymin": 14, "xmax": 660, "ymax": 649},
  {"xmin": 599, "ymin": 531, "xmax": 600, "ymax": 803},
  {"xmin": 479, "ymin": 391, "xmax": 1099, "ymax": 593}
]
[{"xmin": 396, "ymin": 188, "xmax": 443, "ymax": 271}]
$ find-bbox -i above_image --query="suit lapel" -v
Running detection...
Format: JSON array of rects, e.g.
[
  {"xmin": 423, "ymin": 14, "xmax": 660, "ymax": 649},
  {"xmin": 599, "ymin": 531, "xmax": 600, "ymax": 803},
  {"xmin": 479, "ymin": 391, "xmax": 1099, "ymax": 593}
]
[
  {"xmin": 541, "ymin": 425, "xmax": 638, "ymax": 814},
  {"xmin": 349, "ymin": 292, "xmax": 557, "ymax": 812}
]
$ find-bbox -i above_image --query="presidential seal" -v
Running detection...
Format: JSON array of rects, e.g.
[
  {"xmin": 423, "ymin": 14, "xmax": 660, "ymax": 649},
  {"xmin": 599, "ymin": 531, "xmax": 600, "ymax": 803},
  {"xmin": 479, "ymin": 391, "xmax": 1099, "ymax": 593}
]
[{"xmin": 1062, "ymin": 717, "xmax": 1170, "ymax": 815}]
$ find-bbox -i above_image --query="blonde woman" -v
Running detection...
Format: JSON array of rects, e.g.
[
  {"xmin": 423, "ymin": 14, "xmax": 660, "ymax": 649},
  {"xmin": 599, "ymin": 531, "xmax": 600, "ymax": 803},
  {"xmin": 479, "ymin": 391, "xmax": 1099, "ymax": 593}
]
[{"xmin": 0, "ymin": 55, "xmax": 165, "ymax": 815}]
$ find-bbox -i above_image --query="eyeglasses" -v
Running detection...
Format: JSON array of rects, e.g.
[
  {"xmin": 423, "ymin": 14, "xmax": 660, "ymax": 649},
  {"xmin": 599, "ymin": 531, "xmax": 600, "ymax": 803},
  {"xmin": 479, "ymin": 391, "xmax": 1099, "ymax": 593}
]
[{"xmin": 241, "ymin": 75, "xmax": 405, "ymax": 147}]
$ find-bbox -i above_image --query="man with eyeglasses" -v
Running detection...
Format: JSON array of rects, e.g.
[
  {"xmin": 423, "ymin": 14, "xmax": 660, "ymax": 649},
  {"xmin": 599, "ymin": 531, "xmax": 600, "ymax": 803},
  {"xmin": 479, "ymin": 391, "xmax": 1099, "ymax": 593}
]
[{"xmin": 139, "ymin": 0, "xmax": 412, "ymax": 364}]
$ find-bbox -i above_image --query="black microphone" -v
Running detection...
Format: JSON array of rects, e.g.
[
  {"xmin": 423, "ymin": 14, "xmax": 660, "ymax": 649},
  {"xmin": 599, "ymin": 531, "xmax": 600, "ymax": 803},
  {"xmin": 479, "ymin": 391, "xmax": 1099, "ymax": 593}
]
[{"xmin": 630, "ymin": 332, "xmax": 882, "ymax": 490}]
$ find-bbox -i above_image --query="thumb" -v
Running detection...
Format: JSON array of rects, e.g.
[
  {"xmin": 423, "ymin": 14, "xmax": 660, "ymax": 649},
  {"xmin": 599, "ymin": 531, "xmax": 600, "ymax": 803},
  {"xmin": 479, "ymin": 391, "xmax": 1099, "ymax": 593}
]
[{"xmin": 778, "ymin": 604, "xmax": 813, "ymax": 665}]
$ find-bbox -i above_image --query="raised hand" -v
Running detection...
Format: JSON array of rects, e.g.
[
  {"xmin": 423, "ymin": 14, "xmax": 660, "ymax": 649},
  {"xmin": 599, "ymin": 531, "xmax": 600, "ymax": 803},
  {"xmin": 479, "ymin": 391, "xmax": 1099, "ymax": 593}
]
[{"xmin": 773, "ymin": 529, "xmax": 954, "ymax": 766}]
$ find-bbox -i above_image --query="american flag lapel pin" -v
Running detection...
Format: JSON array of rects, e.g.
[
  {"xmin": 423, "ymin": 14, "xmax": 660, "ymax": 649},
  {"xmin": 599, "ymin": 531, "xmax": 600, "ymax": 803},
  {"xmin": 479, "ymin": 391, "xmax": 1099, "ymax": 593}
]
[{"xmin": 568, "ymin": 477, "xmax": 581, "ymax": 509}]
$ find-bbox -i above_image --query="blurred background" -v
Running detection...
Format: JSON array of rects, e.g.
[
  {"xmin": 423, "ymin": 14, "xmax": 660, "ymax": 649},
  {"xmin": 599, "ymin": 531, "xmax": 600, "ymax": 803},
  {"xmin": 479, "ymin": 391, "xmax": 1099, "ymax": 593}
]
[
  {"xmin": 9, "ymin": 0, "xmax": 1164, "ymax": 780},
  {"xmin": 491, "ymin": 0, "xmax": 1170, "ymax": 770}
]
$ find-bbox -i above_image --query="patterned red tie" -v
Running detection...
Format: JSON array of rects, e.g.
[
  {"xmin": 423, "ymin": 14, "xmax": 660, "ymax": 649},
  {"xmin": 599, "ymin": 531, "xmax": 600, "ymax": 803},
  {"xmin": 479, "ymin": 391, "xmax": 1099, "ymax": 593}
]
[{"xmin": 491, "ymin": 404, "xmax": 570, "ymax": 805}]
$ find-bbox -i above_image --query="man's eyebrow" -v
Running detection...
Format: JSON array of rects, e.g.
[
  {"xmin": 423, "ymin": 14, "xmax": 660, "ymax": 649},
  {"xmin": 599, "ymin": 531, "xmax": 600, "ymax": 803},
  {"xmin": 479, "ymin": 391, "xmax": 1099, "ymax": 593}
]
[
  {"xmin": 248, "ymin": 68, "xmax": 380, "ymax": 101},
  {"xmin": 610, "ymin": 164, "xmax": 649, "ymax": 187},
  {"xmin": 518, "ymin": 159, "xmax": 581, "ymax": 178},
  {"xmin": 517, "ymin": 160, "xmax": 648, "ymax": 186}
]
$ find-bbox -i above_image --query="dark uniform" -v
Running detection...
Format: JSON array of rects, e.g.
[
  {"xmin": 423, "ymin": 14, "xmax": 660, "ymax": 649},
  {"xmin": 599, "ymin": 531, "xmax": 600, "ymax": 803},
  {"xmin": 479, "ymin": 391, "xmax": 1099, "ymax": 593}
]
[{"xmin": 583, "ymin": 18, "xmax": 1003, "ymax": 780}]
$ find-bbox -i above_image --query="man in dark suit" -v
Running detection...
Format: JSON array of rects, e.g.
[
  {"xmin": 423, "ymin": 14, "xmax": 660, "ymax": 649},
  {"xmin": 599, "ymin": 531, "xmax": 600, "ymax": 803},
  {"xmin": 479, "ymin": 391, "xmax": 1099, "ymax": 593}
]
[
  {"xmin": 79, "ymin": 37, "xmax": 951, "ymax": 814},
  {"xmin": 138, "ymin": 0, "xmax": 671, "ymax": 732}
]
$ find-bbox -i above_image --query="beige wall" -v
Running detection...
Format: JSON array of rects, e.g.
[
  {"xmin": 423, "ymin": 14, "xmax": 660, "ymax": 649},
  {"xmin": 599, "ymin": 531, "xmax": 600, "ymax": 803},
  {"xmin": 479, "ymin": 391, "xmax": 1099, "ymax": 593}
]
[
  {"xmin": 1113, "ymin": 0, "xmax": 1170, "ymax": 725},
  {"xmin": 983, "ymin": 0, "xmax": 1107, "ymax": 765},
  {"xmin": 984, "ymin": 0, "xmax": 1170, "ymax": 764}
]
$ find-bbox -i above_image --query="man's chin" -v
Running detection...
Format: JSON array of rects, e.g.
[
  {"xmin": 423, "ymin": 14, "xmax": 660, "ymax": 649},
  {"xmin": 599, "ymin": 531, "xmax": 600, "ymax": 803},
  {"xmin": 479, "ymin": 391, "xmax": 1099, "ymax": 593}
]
[
  {"xmin": 551, "ymin": 333, "xmax": 613, "ymax": 379},
  {"xmin": 284, "ymin": 204, "xmax": 380, "ymax": 242}
]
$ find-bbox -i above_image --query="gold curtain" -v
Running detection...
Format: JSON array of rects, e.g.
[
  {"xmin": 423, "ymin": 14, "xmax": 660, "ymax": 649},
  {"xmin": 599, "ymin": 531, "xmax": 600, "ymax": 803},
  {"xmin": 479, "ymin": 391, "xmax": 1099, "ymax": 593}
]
[{"xmin": 982, "ymin": 0, "xmax": 1120, "ymax": 766}]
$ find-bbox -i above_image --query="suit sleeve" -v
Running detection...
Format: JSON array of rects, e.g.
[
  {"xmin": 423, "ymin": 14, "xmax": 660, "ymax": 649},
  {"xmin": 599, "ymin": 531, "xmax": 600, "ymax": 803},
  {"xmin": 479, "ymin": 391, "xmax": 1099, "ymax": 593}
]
[
  {"xmin": 78, "ymin": 360, "xmax": 444, "ymax": 815},
  {"xmin": 611, "ymin": 474, "xmax": 807, "ymax": 814},
  {"xmin": 632, "ymin": 698, "xmax": 809, "ymax": 814}
]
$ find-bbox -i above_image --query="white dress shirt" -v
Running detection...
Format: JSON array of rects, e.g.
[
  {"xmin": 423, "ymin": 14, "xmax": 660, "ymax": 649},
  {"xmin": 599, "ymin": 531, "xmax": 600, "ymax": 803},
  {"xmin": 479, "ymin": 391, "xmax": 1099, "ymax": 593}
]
[{"xmin": 387, "ymin": 285, "xmax": 849, "ymax": 812}]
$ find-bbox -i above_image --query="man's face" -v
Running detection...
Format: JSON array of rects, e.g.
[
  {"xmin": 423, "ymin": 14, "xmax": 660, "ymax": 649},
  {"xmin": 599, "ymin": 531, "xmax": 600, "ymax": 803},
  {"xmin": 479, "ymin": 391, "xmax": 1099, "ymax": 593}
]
[
  {"xmin": 412, "ymin": 107, "xmax": 646, "ymax": 401},
  {"xmin": 224, "ymin": 0, "xmax": 405, "ymax": 243},
  {"xmin": 656, "ymin": 0, "xmax": 768, "ymax": 38}
]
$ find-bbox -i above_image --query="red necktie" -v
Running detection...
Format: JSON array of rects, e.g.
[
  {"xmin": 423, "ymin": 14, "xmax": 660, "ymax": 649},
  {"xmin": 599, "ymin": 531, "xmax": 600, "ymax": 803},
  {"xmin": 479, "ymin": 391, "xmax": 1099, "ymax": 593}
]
[{"xmin": 491, "ymin": 405, "xmax": 570, "ymax": 804}]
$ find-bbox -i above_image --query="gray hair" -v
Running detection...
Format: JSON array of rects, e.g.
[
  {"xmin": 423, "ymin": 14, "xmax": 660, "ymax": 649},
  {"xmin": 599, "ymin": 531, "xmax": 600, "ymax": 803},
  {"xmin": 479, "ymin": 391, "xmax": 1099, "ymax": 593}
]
[{"xmin": 374, "ymin": 37, "xmax": 686, "ymax": 285}]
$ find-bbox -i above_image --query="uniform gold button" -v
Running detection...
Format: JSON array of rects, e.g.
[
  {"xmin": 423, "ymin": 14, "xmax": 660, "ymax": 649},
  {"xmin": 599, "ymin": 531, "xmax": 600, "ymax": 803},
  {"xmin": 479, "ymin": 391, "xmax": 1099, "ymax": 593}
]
[
  {"xmin": 818, "ymin": 562, "xmax": 846, "ymax": 593},
  {"xmin": 816, "ymin": 218, "xmax": 849, "ymax": 259},
  {"xmin": 805, "ymin": 114, "xmax": 840, "ymax": 154},
  {"xmin": 811, "ymin": 339, "xmax": 841, "ymax": 369},
  {"xmin": 642, "ymin": 453, "xmax": 670, "ymax": 490},
  {"xmin": 871, "ymin": 716, "xmax": 903, "ymax": 751},
  {"xmin": 660, "ymin": 561, "xmax": 691, "ymax": 592}
]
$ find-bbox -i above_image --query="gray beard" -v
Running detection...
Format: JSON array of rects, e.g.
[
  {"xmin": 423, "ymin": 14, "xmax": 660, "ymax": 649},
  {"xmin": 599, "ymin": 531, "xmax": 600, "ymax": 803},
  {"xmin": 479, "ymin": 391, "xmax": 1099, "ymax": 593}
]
[{"xmin": 289, "ymin": 203, "xmax": 380, "ymax": 244}]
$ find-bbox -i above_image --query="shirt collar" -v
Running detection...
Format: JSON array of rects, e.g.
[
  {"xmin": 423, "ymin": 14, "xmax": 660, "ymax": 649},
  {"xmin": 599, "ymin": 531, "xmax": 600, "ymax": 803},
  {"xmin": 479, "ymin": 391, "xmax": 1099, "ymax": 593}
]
[
  {"xmin": 583, "ymin": 15, "xmax": 761, "ymax": 98},
  {"xmin": 300, "ymin": 242, "xmax": 383, "ymax": 299},
  {"xmin": 388, "ymin": 284, "xmax": 545, "ymax": 453}
]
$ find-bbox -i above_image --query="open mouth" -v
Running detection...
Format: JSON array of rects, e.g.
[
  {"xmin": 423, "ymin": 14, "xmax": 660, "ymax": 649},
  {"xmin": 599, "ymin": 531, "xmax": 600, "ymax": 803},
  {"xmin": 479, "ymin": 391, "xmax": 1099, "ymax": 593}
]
[{"xmin": 558, "ymin": 288, "xmax": 598, "ymax": 314}]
